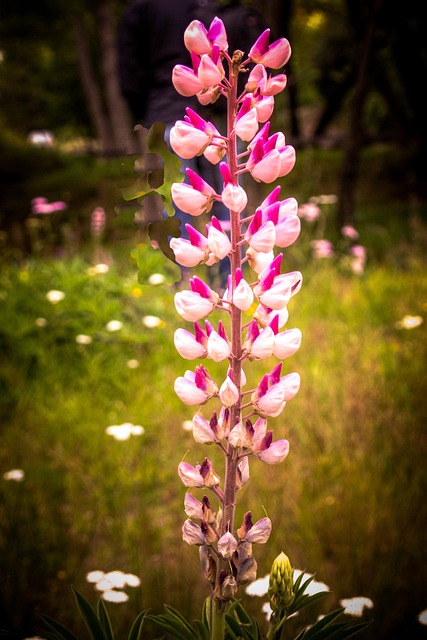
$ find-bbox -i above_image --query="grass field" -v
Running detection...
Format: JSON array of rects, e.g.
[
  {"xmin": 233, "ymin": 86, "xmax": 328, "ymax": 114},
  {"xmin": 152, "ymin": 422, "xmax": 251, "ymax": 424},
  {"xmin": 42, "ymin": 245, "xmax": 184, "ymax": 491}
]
[{"xmin": 1, "ymin": 142, "xmax": 427, "ymax": 639}]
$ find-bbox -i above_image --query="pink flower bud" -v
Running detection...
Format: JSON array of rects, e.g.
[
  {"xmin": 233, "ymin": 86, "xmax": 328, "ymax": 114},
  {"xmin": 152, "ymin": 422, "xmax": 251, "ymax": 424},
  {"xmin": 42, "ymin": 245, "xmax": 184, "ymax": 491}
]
[
  {"xmin": 235, "ymin": 98, "xmax": 259, "ymax": 141},
  {"xmin": 218, "ymin": 532, "xmax": 238, "ymax": 558},
  {"xmin": 207, "ymin": 329, "xmax": 231, "ymax": 362},
  {"xmin": 207, "ymin": 217, "xmax": 231, "ymax": 260},
  {"xmin": 221, "ymin": 183, "xmax": 248, "ymax": 214},
  {"xmin": 199, "ymin": 457, "xmax": 221, "ymax": 487},
  {"xmin": 182, "ymin": 519, "xmax": 206, "ymax": 545},
  {"xmin": 178, "ymin": 461, "xmax": 204, "ymax": 487},
  {"xmin": 232, "ymin": 270, "xmax": 254, "ymax": 310},
  {"xmin": 273, "ymin": 328, "xmax": 302, "ymax": 359},
  {"xmin": 229, "ymin": 420, "xmax": 254, "ymax": 448},
  {"xmin": 219, "ymin": 375, "xmax": 239, "ymax": 408},
  {"xmin": 237, "ymin": 456, "xmax": 250, "ymax": 487}
]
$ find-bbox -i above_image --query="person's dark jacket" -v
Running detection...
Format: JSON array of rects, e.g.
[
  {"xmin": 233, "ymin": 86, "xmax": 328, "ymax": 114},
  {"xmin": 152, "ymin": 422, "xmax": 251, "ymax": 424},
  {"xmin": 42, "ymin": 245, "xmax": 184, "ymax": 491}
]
[{"xmin": 118, "ymin": 0, "xmax": 266, "ymax": 127}]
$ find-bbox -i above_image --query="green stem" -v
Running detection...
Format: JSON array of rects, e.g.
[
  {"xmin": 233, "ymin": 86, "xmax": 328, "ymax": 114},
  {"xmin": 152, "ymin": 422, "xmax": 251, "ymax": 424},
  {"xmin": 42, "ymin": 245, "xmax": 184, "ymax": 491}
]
[{"xmin": 210, "ymin": 597, "xmax": 225, "ymax": 640}]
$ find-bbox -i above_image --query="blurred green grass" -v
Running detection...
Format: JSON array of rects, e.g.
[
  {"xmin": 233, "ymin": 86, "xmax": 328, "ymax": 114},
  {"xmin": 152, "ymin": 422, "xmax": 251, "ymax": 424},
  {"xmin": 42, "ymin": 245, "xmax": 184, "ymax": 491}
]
[
  {"xmin": 1, "ymin": 244, "xmax": 426, "ymax": 639},
  {"xmin": 0, "ymin": 139, "xmax": 427, "ymax": 639}
]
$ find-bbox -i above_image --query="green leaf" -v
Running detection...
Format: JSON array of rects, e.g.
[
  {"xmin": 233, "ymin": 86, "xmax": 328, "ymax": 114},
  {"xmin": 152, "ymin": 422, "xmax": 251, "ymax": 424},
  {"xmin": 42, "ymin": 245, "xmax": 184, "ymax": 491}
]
[
  {"xmin": 225, "ymin": 613, "xmax": 245, "ymax": 639},
  {"xmin": 193, "ymin": 619, "xmax": 210, "ymax": 640},
  {"xmin": 39, "ymin": 613, "xmax": 79, "ymax": 640},
  {"xmin": 72, "ymin": 588, "xmax": 106, "ymax": 640},
  {"xmin": 97, "ymin": 598, "xmax": 114, "ymax": 640},
  {"xmin": 127, "ymin": 610, "xmax": 148, "ymax": 640}
]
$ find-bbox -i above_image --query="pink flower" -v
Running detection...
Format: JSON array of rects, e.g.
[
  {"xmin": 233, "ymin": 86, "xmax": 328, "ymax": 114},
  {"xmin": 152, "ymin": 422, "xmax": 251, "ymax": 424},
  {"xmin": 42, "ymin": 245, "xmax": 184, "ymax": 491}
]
[
  {"xmin": 178, "ymin": 461, "xmax": 204, "ymax": 487},
  {"xmin": 172, "ymin": 63, "xmax": 204, "ymax": 97},
  {"xmin": 311, "ymin": 239, "xmax": 334, "ymax": 258},
  {"xmin": 244, "ymin": 516, "xmax": 272, "ymax": 543},
  {"xmin": 245, "ymin": 210, "xmax": 276, "ymax": 253},
  {"xmin": 298, "ymin": 202, "xmax": 320, "ymax": 222},
  {"xmin": 207, "ymin": 216, "xmax": 231, "ymax": 260},
  {"xmin": 235, "ymin": 96, "xmax": 259, "ymax": 141},
  {"xmin": 206, "ymin": 320, "xmax": 231, "ymax": 362},
  {"xmin": 341, "ymin": 225, "xmax": 360, "ymax": 240},
  {"xmin": 184, "ymin": 17, "xmax": 228, "ymax": 55},
  {"xmin": 198, "ymin": 51, "xmax": 224, "ymax": 88},
  {"xmin": 182, "ymin": 519, "xmax": 206, "ymax": 545},
  {"xmin": 243, "ymin": 321, "xmax": 275, "ymax": 360},
  {"xmin": 169, "ymin": 108, "xmax": 222, "ymax": 159},
  {"xmin": 174, "ymin": 365, "xmax": 218, "ymax": 406},
  {"xmin": 218, "ymin": 532, "xmax": 238, "ymax": 558},
  {"xmin": 171, "ymin": 168, "xmax": 216, "ymax": 216},
  {"xmin": 184, "ymin": 492, "xmax": 204, "ymax": 519},
  {"xmin": 220, "ymin": 163, "xmax": 248, "ymax": 213},
  {"xmin": 174, "ymin": 277, "xmax": 219, "ymax": 321},
  {"xmin": 192, "ymin": 413, "xmax": 218, "ymax": 444},
  {"xmin": 273, "ymin": 327, "xmax": 302, "ymax": 359},
  {"xmin": 219, "ymin": 373, "xmax": 239, "ymax": 408},
  {"xmin": 249, "ymin": 29, "xmax": 291, "ymax": 69},
  {"xmin": 174, "ymin": 326, "xmax": 207, "ymax": 359},
  {"xmin": 257, "ymin": 433, "xmax": 290, "ymax": 464},
  {"xmin": 245, "ymin": 64, "xmax": 287, "ymax": 96},
  {"xmin": 246, "ymin": 131, "xmax": 296, "ymax": 183},
  {"xmin": 231, "ymin": 268, "xmax": 254, "ymax": 311}
]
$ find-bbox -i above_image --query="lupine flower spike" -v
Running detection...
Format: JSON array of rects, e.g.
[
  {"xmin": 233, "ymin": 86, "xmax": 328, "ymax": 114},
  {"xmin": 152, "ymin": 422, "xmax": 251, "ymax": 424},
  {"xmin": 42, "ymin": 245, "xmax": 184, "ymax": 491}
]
[{"xmin": 169, "ymin": 11, "xmax": 301, "ymax": 619}]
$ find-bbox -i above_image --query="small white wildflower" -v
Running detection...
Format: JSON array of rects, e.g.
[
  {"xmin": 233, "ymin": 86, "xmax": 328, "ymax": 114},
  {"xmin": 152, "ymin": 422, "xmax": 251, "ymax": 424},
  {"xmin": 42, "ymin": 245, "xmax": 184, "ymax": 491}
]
[
  {"xmin": 105, "ymin": 423, "xmax": 145, "ymax": 441},
  {"xmin": 3, "ymin": 469, "xmax": 25, "ymax": 482},
  {"xmin": 46, "ymin": 290, "xmax": 65, "ymax": 304},
  {"xmin": 142, "ymin": 315, "xmax": 163, "ymax": 328},
  {"xmin": 101, "ymin": 590, "xmax": 129, "ymax": 603},
  {"xmin": 127, "ymin": 359, "xmax": 140, "ymax": 369},
  {"xmin": 395, "ymin": 315, "xmax": 423, "ymax": 330},
  {"xmin": 245, "ymin": 574, "xmax": 269, "ymax": 597},
  {"xmin": 35, "ymin": 317, "xmax": 48, "ymax": 327},
  {"xmin": 124, "ymin": 573, "xmax": 141, "ymax": 587},
  {"xmin": 340, "ymin": 596, "xmax": 374, "ymax": 617},
  {"xmin": 88, "ymin": 263, "xmax": 110, "ymax": 275},
  {"xmin": 86, "ymin": 570, "xmax": 105, "ymax": 584},
  {"xmin": 106, "ymin": 320, "xmax": 123, "ymax": 332},
  {"xmin": 418, "ymin": 609, "xmax": 427, "ymax": 625},
  {"xmin": 261, "ymin": 602, "xmax": 272, "ymax": 621},
  {"xmin": 76, "ymin": 334, "xmax": 93, "ymax": 345},
  {"xmin": 148, "ymin": 273, "xmax": 166, "ymax": 285},
  {"xmin": 182, "ymin": 420, "xmax": 194, "ymax": 432}
]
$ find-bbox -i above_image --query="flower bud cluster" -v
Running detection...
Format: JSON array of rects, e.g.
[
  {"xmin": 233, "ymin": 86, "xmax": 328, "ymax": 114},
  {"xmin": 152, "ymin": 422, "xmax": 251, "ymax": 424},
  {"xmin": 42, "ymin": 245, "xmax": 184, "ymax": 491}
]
[{"xmin": 169, "ymin": 16, "xmax": 302, "ymax": 601}]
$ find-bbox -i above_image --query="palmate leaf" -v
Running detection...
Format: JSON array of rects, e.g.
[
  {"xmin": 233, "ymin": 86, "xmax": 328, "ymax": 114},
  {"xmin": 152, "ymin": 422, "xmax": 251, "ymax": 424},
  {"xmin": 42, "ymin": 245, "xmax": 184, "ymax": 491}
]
[{"xmin": 72, "ymin": 588, "xmax": 106, "ymax": 640}]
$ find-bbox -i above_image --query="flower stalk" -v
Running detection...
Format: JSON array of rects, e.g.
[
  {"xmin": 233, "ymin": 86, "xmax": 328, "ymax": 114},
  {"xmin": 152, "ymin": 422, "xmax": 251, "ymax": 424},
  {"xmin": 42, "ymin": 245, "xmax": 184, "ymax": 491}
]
[{"xmin": 170, "ymin": 16, "xmax": 301, "ymax": 624}]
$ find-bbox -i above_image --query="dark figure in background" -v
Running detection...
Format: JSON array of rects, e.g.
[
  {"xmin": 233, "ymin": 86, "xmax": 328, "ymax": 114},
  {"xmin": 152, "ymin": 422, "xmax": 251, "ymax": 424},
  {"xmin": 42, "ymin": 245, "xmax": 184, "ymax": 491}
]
[{"xmin": 118, "ymin": 0, "xmax": 266, "ymax": 287}]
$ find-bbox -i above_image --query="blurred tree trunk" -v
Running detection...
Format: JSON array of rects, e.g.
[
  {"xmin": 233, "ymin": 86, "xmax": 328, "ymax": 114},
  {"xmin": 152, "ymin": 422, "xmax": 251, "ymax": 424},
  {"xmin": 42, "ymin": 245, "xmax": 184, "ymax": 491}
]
[
  {"xmin": 73, "ymin": 14, "xmax": 114, "ymax": 154},
  {"xmin": 98, "ymin": 0, "xmax": 137, "ymax": 154},
  {"xmin": 337, "ymin": 0, "xmax": 383, "ymax": 226}
]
